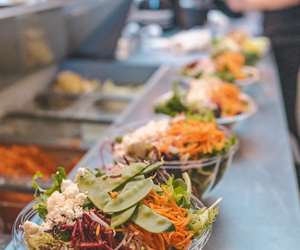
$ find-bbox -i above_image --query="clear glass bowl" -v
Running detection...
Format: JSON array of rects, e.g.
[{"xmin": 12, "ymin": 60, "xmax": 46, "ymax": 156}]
[
  {"xmin": 12, "ymin": 196, "xmax": 212, "ymax": 250},
  {"xmin": 12, "ymin": 202, "xmax": 42, "ymax": 250},
  {"xmin": 103, "ymin": 119, "xmax": 239, "ymax": 197}
]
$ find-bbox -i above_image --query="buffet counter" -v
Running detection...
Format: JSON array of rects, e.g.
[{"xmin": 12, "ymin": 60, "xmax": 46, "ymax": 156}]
[{"xmin": 3, "ymin": 12, "xmax": 300, "ymax": 250}]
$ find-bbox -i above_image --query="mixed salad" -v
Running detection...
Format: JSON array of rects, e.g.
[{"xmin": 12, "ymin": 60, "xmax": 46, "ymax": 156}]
[
  {"xmin": 23, "ymin": 164, "xmax": 219, "ymax": 250},
  {"xmin": 113, "ymin": 116, "xmax": 237, "ymax": 162},
  {"xmin": 211, "ymin": 31, "xmax": 269, "ymax": 66},
  {"xmin": 112, "ymin": 117, "xmax": 237, "ymax": 195},
  {"xmin": 181, "ymin": 52, "xmax": 259, "ymax": 84},
  {"xmin": 154, "ymin": 78, "xmax": 251, "ymax": 119}
]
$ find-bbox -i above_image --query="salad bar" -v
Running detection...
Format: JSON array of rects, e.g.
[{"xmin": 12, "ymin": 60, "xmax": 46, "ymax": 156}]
[{"xmin": 1, "ymin": 9, "xmax": 300, "ymax": 250}]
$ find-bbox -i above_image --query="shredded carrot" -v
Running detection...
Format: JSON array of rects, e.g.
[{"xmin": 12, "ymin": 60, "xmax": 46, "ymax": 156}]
[
  {"xmin": 214, "ymin": 51, "xmax": 246, "ymax": 79},
  {"xmin": 0, "ymin": 145, "xmax": 81, "ymax": 179},
  {"xmin": 157, "ymin": 119, "xmax": 226, "ymax": 160},
  {"xmin": 210, "ymin": 83, "xmax": 248, "ymax": 117},
  {"xmin": 127, "ymin": 189, "xmax": 193, "ymax": 250}
]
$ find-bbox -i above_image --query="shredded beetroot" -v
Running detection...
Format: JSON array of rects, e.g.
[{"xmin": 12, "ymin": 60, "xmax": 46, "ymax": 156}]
[{"xmin": 58, "ymin": 211, "xmax": 125, "ymax": 250}]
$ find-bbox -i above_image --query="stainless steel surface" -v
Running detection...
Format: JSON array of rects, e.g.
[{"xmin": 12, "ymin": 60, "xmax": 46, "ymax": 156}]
[
  {"xmin": 66, "ymin": 0, "xmax": 132, "ymax": 59},
  {"xmin": 7, "ymin": 60, "xmax": 157, "ymax": 123},
  {"xmin": 0, "ymin": 115, "xmax": 111, "ymax": 149},
  {"xmin": 0, "ymin": 0, "xmax": 132, "ymax": 78},
  {"xmin": 0, "ymin": 3, "xmax": 67, "ymax": 77}
]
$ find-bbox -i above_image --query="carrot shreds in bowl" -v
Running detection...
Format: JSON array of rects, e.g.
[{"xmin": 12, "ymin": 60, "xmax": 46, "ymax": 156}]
[
  {"xmin": 157, "ymin": 119, "xmax": 226, "ymax": 160},
  {"xmin": 214, "ymin": 51, "xmax": 246, "ymax": 80},
  {"xmin": 127, "ymin": 189, "xmax": 194, "ymax": 250},
  {"xmin": 210, "ymin": 83, "xmax": 249, "ymax": 117}
]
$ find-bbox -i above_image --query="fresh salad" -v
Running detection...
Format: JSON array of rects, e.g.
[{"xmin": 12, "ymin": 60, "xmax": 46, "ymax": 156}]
[
  {"xmin": 154, "ymin": 78, "xmax": 251, "ymax": 119},
  {"xmin": 23, "ymin": 164, "xmax": 219, "ymax": 250},
  {"xmin": 181, "ymin": 53, "xmax": 259, "ymax": 84},
  {"xmin": 113, "ymin": 116, "xmax": 237, "ymax": 162},
  {"xmin": 212, "ymin": 30, "xmax": 269, "ymax": 65}
]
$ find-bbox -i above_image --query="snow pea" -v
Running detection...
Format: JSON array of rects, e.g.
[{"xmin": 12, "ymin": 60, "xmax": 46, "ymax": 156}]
[
  {"xmin": 76, "ymin": 172, "xmax": 110, "ymax": 210},
  {"xmin": 103, "ymin": 178, "xmax": 153, "ymax": 213},
  {"xmin": 111, "ymin": 205, "xmax": 137, "ymax": 228},
  {"xmin": 142, "ymin": 162, "xmax": 163, "ymax": 175},
  {"xmin": 105, "ymin": 162, "xmax": 149, "ymax": 191},
  {"xmin": 132, "ymin": 204, "xmax": 174, "ymax": 233}
]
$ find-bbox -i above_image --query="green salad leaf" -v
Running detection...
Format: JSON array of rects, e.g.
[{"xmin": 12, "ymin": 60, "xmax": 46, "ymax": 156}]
[
  {"xmin": 188, "ymin": 206, "xmax": 219, "ymax": 236},
  {"xmin": 154, "ymin": 83, "xmax": 188, "ymax": 117},
  {"xmin": 154, "ymin": 82, "xmax": 217, "ymax": 121},
  {"xmin": 215, "ymin": 70, "xmax": 236, "ymax": 83},
  {"xmin": 243, "ymin": 51, "xmax": 260, "ymax": 66},
  {"xmin": 188, "ymin": 198, "xmax": 221, "ymax": 236},
  {"xmin": 32, "ymin": 167, "xmax": 67, "ymax": 219},
  {"xmin": 162, "ymin": 174, "xmax": 191, "ymax": 208}
]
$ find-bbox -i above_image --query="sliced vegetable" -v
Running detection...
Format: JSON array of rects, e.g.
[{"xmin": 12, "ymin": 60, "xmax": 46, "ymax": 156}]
[
  {"xmin": 111, "ymin": 205, "xmax": 137, "ymax": 228},
  {"xmin": 103, "ymin": 178, "xmax": 154, "ymax": 213},
  {"xmin": 132, "ymin": 204, "xmax": 174, "ymax": 233},
  {"xmin": 142, "ymin": 162, "xmax": 164, "ymax": 175},
  {"xmin": 76, "ymin": 171, "xmax": 110, "ymax": 210}
]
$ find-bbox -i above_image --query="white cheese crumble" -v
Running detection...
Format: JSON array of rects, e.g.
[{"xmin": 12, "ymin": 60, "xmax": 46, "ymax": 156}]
[
  {"xmin": 185, "ymin": 77, "xmax": 221, "ymax": 110},
  {"xmin": 42, "ymin": 180, "xmax": 87, "ymax": 230},
  {"xmin": 114, "ymin": 120, "xmax": 169, "ymax": 157},
  {"xmin": 186, "ymin": 58, "xmax": 216, "ymax": 77}
]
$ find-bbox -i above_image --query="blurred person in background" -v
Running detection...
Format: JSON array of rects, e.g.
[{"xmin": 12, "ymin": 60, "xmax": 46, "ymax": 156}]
[{"xmin": 227, "ymin": 0, "xmax": 300, "ymax": 175}]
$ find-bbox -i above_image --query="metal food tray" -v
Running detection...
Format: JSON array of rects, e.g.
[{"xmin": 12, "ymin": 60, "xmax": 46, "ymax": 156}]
[
  {"xmin": 0, "ymin": 115, "xmax": 112, "ymax": 149},
  {"xmin": 8, "ymin": 60, "xmax": 158, "ymax": 123},
  {"xmin": 0, "ymin": 141, "xmax": 86, "ymax": 193}
]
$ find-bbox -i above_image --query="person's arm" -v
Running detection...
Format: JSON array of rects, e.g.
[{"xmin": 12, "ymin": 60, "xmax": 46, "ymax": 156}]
[{"xmin": 226, "ymin": 0, "xmax": 300, "ymax": 11}]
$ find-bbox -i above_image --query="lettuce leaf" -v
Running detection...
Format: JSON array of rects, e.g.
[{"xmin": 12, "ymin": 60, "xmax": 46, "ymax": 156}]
[
  {"xmin": 162, "ymin": 175, "xmax": 191, "ymax": 208},
  {"xmin": 32, "ymin": 167, "xmax": 67, "ymax": 219},
  {"xmin": 188, "ymin": 206, "xmax": 219, "ymax": 236}
]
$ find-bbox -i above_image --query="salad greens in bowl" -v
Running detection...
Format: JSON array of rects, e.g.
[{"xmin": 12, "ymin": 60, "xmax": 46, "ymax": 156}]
[
  {"xmin": 211, "ymin": 31, "xmax": 269, "ymax": 66},
  {"xmin": 13, "ymin": 164, "xmax": 220, "ymax": 250},
  {"xmin": 108, "ymin": 116, "xmax": 238, "ymax": 196},
  {"xmin": 154, "ymin": 78, "xmax": 257, "ymax": 127},
  {"xmin": 181, "ymin": 56, "xmax": 260, "ymax": 87}
]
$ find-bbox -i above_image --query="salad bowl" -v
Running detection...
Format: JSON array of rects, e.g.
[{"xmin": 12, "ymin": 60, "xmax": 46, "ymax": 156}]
[
  {"xmin": 103, "ymin": 118, "xmax": 238, "ymax": 196},
  {"xmin": 12, "ymin": 164, "xmax": 218, "ymax": 250},
  {"xmin": 13, "ymin": 200, "xmax": 213, "ymax": 250},
  {"xmin": 154, "ymin": 88, "xmax": 257, "ymax": 127}
]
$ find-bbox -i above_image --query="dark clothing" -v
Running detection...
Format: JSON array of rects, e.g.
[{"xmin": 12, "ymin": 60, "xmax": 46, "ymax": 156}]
[{"xmin": 263, "ymin": 5, "xmax": 300, "ymax": 141}]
